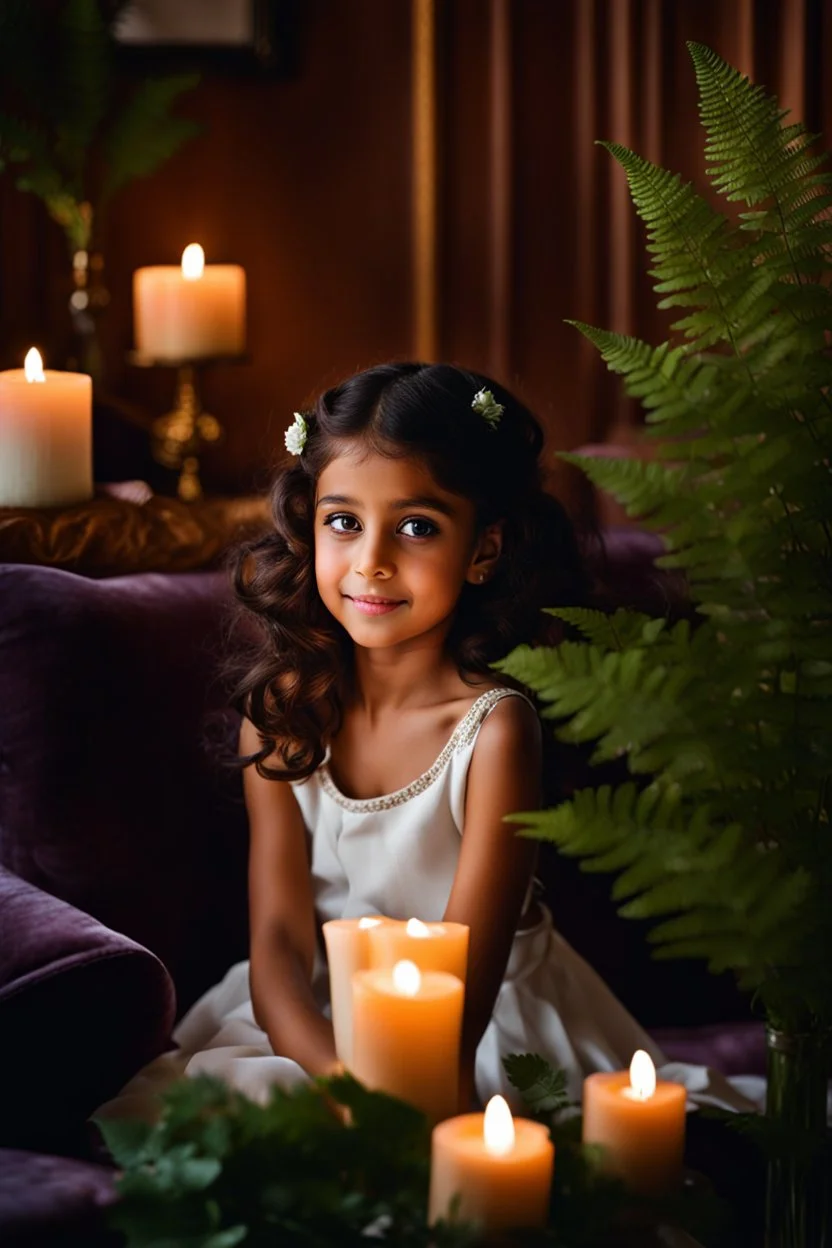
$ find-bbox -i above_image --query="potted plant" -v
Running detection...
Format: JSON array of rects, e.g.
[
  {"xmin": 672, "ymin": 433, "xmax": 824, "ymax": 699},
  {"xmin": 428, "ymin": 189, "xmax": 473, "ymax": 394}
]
[
  {"xmin": 497, "ymin": 42, "xmax": 831, "ymax": 1248},
  {"xmin": 0, "ymin": 0, "xmax": 201, "ymax": 381}
]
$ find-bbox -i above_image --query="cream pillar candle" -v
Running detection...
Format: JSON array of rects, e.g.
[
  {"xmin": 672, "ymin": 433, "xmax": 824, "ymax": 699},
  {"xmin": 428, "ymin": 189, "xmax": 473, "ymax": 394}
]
[
  {"xmin": 351, "ymin": 960, "xmax": 464, "ymax": 1124},
  {"xmin": 133, "ymin": 244, "xmax": 246, "ymax": 360},
  {"xmin": 368, "ymin": 917, "xmax": 469, "ymax": 982},
  {"xmin": 429, "ymin": 1095, "xmax": 554, "ymax": 1230},
  {"xmin": 322, "ymin": 915, "xmax": 391, "ymax": 1066},
  {"xmin": 582, "ymin": 1050, "xmax": 687, "ymax": 1195},
  {"xmin": 0, "ymin": 348, "xmax": 92, "ymax": 508}
]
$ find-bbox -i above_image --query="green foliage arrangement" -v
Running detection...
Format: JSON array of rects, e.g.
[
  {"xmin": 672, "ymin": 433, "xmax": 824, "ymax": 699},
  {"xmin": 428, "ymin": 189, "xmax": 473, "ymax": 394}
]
[
  {"xmin": 97, "ymin": 1060, "xmax": 726, "ymax": 1247},
  {"xmin": 496, "ymin": 42, "xmax": 832, "ymax": 1037},
  {"xmin": 0, "ymin": 0, "xmax": 200, "ymax": 252}
]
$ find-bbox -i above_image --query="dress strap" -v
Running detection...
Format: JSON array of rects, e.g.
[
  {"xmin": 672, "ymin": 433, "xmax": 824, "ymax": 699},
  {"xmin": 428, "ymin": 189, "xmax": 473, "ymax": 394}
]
[{"xmin": 452, "ymin": 687, "xmax": 536, "ymax": 751}]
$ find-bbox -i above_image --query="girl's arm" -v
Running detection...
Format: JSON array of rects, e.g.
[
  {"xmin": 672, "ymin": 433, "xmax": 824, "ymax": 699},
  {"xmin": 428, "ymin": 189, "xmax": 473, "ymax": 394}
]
[
  {"xmin": 241, "ymin": 717, "xmax": 339, "ymax": 1077},
  {"xmin": 442, "ymin": 696, "xmax": 542, "ymax": 1107}
]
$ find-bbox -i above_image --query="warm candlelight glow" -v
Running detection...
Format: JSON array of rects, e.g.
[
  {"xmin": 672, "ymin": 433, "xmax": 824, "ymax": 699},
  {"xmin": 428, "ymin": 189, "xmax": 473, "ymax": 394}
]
[
  {"xmin": 405, "ymin": 917, "xmax": 431, "ymax": 938},
  {"xmin": 392, "ymin": 959, "xmax": 421, "ymax": 996},
  {"xmin": 181, "ymin": 243, "xmax": 205, "ymax": 280},
  {"xmin": 429, "ymin": 1101, "xmax": 554, "ymax": 1229},
  {"xmin": 0, "ymin": 353, "xmax": 92, "ymax": 505},
  {"xmin": 24, "ymin": 348, "xmax": 45, "ymax": 383},
  {"xmin": 483, "ymin": 1095, "xmax": 515, "ymax": 1157},
  {"xmin": 358, "ymin": 916, "xmax": 383, "ymax": 930},
  {"xmin": 624, "ymin": 1050, "xmax": 657, "ymax": 1101},
  {"xmin": 583, "ymin": 1053, "xmax": 686, "ymax": 1194}
]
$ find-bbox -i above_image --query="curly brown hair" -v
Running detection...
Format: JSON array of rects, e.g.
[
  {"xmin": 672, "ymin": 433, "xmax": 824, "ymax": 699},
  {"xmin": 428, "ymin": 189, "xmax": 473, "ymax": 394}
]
[{"xmin": 230, "ymin": 362, "xmax": 588, "ymax": 780}]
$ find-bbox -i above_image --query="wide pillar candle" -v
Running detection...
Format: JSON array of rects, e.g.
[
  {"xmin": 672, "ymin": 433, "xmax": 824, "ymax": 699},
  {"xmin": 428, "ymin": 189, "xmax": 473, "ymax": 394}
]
[
  {"xmin": 0, "ymin": 349, "xmax": 92, "ymax": 508},
  {"xmin": 368, "ymin": 917, "xmax": 469, "ymax": 982},
  {"xmin": 322, "ymin": 915, "xmax": 390, "ymax": 1067},
  {"xmin": 429, "ymin": 1095, "xmax": 554, "ymax": 1231},
  {"xmin": 351, "ymin": 960, "xmax": 463, "ymax": 1124},
  {"xmin": 582, "ymin": 1050, "xmax": 686, "ymax": 1195},
  {"xmin": 133, "ymin": 244, "xmax": 246, "ymax": 360}
]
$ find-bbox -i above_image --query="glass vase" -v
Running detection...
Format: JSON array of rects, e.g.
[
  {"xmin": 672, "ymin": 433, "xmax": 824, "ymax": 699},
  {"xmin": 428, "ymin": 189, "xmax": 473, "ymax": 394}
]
[
  {"xmin": 65, "ymin": 204, "xmax": 109, "ymax": 387},
  {"xmin": 765, "ymin": 1026, "xmax": 831, "ymax": 1248}
]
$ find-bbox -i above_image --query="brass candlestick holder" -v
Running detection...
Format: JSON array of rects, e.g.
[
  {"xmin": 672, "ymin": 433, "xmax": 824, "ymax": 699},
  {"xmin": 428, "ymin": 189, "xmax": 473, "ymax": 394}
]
[{"xmin": 127, "ymin": 352, "xmax": 244, "ymax": 501}]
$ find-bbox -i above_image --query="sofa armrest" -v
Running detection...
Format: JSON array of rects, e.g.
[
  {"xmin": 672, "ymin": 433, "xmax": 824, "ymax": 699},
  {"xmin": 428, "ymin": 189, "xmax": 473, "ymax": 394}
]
[{"xmin": 0, "ymin": 865, "xmax": 176, "ymax": 1154}]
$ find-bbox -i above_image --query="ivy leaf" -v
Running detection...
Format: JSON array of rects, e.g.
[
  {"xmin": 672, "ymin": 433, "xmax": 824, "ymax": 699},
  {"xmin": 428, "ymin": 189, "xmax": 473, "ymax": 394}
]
[
  {"xmin": 92, "ymin": 1114, "xmax": 154, "ymax": 1168},
  {"xmin": 502, "ymin": 1053, "xmax": 571, "ymax": 1116}
]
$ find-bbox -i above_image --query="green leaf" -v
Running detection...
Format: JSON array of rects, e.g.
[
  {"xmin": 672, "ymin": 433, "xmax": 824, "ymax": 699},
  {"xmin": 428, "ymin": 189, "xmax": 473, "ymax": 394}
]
[
  {"xmin": 102, "ymin": 74, "xmax": 201, "ymax": 202},
  {"xmin": 502, "ymin": 1053, "xmax": 571, "ymax": 1115},
  {"xmin": 92, "ymin": 1115, "xmax": 154, "ymax": 1168}
]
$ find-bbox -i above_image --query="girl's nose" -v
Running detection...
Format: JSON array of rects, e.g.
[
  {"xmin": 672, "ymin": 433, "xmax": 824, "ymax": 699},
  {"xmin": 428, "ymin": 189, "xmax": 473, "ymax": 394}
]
[{"xmin": 355, "ymin": 532, "xmax": 395, "ymax": 580}]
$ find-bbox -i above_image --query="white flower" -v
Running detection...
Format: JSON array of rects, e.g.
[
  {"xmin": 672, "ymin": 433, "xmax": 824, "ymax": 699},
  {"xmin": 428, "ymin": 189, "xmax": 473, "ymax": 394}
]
[
  {"xmin": 471, "ymin": 388, "xmax": 504, "ymax": 429},
  {"xmin": 284, "ymin": 411, "xmax": 308, "ymax": 456}
]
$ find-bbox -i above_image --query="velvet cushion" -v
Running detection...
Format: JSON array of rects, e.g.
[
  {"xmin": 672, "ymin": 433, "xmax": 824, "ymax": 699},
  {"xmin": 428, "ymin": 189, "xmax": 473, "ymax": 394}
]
[
  {"xmin": 589, "ymin": 526, "xmax": 689, "ymax": 617},
  {"xmin": 0, "ymin": 1148, "xmax": 117, "ymax": 1246},
  {"xmin": 0, "ymin": 565, "xmax": 249, "ymax": 1018},
  {"xmin": 652, "ymin": 1021, "xmax": 767, "ymax": 1077},
  {"xmin": 0, "ymin": 865, "xmax": 175, "ymax": 1153}
]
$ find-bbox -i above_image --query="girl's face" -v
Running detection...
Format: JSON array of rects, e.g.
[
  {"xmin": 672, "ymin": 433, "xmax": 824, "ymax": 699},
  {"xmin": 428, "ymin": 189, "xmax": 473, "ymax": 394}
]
[{"xmin": 314, "ymin": 445, "xmax": 500, "ymax": 655}]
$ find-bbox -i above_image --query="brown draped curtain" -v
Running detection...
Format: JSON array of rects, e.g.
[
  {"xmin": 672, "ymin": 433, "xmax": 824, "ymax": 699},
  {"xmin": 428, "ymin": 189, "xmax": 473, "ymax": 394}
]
[{"xmin": 415, "ymin": 0, "xmax": 832, "ymax": 511}]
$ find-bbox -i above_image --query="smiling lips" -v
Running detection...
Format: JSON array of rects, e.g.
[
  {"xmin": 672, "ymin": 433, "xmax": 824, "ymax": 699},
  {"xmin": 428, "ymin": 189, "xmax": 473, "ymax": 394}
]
[{"xmin": 346, "ymin": 595, "xmax": 405, "ymax": 616}]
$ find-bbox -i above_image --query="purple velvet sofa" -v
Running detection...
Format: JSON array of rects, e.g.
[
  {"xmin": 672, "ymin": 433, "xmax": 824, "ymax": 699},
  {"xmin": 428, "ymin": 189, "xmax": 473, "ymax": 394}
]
[{"xmin": 0, "ymin": 533, "xmax": 765, "ymax": 1245}]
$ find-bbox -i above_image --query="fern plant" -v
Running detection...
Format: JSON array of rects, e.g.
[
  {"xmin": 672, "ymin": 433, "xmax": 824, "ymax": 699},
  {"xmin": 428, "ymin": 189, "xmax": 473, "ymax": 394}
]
[
  {"xmin": 497, "ymin": 42, "xmax": 832, "ymax": 1037},
  {"xmin": 0, "ymin": 0, "xmax": 200, "ymax": 252}
]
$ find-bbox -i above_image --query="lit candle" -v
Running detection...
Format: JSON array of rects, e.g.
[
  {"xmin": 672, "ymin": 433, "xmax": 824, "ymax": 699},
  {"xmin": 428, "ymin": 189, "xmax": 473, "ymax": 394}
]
[
  {"xmin": 368, "ymin": 917, "xmax": 469, "ymax": 981},
  {"xmin": 322, "ymin": 915, "xmax": 390, "ymax": 1066},
  {"xmin": 428, "ymin": 1094, "xmax": 554, "ymax": 1230},
  {"xmin": 0, "ymin": 348, "xmax": 92, "ymax": 508},
  {"xmin": 582, "ymin": 1050, "xmax": 687, "ymax": 1194},
  {"xmin": 133, "ymin": 244, "xmax": 246, "ymax": 360},
  {"xmin": 351, "ymin": 959, "xmax": 464, "ymax": 1124}
]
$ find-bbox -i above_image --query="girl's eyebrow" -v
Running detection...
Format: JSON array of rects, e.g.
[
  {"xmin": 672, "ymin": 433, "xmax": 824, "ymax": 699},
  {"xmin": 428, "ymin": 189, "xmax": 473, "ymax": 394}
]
[{"xmin": 316, "ymin": 493, "xmax": 455, "ymax": 517}]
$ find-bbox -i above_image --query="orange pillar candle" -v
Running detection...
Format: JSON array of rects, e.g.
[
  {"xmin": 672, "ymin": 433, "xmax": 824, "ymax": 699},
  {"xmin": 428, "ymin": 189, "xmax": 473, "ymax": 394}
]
[
  {"xmin": 0, "ymin": 348, "xmax": 92, "ymax": 507},
  {"xmin": 429, "ymin": 1095, "xmax": 554, "ymax": 1230},
  {"xmin": 322, "ymin": 915, "xmax": 390, "ymax": 1067},
  {"xmin": 133, "ymin": 243, "xmax": 246, "ymax": 360},
  {"xmin": 582, "ymin": 1050, "xmax": 687, "ymax": 1195},
  {"xmin": 351, "ymin": 960, "xmax": 464, "ymax": 1124},
  {"xmin": 368, "ymin": 917, "xmax": 469, "ymax": 981}
]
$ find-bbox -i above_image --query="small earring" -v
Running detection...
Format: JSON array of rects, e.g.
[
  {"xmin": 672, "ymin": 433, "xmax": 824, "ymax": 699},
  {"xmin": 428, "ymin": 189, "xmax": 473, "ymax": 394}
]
[{"xmin": 478, "ymin": 573, "xmax": 486, "ymax": 583}]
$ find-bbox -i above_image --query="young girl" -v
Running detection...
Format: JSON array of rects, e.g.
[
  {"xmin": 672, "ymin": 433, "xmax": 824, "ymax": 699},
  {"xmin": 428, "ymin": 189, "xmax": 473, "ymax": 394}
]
[{"xmin": 100, "ymin": 361, "xmax": 758, "ymax": 1119}]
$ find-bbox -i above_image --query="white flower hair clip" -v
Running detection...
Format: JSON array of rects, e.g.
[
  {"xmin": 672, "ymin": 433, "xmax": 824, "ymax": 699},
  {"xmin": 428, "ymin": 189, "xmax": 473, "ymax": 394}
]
[
  {"xmin": 471, "ymin": 387, "xmax": 504, "ymax": 429},
  {"xmin": 284, "ymin": 411, "xmax": 308, "ymax": 456}
]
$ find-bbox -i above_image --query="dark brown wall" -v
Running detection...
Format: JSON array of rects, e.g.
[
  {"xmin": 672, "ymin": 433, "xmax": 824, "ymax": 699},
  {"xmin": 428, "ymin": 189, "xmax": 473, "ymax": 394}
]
[{"xmin": 2, "ymin": 0, "xmax": 831, "ymax": 499}]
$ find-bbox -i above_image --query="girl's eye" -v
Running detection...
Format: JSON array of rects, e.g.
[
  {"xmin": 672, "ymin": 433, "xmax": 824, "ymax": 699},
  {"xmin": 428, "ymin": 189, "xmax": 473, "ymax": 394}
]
[
  {"xmin": 324, "ymin": 513, "xmax": 361, "ymax": 534},
  {"xmin": 398, "ymin": 517, "xmax": 438, "ymax": 539}
]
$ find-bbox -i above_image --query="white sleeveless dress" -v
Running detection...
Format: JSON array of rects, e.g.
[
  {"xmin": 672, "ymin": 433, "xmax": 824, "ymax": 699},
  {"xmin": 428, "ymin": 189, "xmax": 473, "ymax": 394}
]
[{"xmin": 98, "ymin": 688, "xmax": 762, "ymax": 1121}]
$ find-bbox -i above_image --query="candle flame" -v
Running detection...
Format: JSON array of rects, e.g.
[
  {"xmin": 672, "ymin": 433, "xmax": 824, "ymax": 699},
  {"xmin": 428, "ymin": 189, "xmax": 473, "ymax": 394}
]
[
  {"xmin": 392, "ymin": 959, "xmax": 421, "ymax": 996},
  {"xmin": 24, "ymin": 348, "xmax": 45, "ymax": 383},
  {"xmin": 358, "ymin": 916, "xmax": 382, "ymax": 929},
  {"xmin": 483, "ymin": 1095, "xmax": 515, "ymax": 1156},
  {"xmin": 405, "ymin": 918, "xmax": 431, "ymax": 938},
  {"xmin": 181, "ymin": 243, "xmax": 205, "ymax": 280},
  {"xmin": 629, "ymin": 1050, "xmax": 656, "ymax": 1100}
]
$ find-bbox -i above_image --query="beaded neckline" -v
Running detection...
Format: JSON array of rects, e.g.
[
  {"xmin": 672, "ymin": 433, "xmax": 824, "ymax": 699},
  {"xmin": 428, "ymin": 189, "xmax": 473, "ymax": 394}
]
[{"xmin": 318, "ymin": 687, "xmax": 524, "ymax": 813}]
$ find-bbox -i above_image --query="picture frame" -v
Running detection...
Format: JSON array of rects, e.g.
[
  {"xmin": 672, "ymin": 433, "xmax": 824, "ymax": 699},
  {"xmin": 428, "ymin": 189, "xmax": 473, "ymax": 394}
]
[{"xmin": 113, "ymin": 0, "xmax": 297, "ymax": 78}]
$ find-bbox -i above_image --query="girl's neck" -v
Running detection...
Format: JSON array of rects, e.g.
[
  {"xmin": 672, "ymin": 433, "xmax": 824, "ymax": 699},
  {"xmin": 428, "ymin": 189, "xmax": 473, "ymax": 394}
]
[{"xmin": 348, "ymin": 642, "xmax": 467, "ymax": 716}]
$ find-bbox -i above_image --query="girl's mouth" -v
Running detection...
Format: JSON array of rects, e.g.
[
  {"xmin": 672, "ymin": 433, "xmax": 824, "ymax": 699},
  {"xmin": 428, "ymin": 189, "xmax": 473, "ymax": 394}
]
[{"xmin": 347, "ymin": 596, "xmax": 405, "ymax": 616}]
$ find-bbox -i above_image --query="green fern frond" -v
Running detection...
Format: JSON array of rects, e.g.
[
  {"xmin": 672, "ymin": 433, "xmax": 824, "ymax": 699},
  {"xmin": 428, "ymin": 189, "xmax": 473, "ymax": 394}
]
[
  {"xmin": 559, "ymin": 451, "xmax": 686, "ymax": 522},
  {"xmin": 599, "ymin": 141, "xmax": 755, "ymax": 352},
  {"xmin": 502, "ymin": 42, "xmax": 832, "ymax": 1030},
  {"xmin": 545, "ymin": 607, "xmax": 664, "ymax": 652},
  {"xmin": 689, "ymin": 41, "xmax": 832, "ymax": 276}
]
